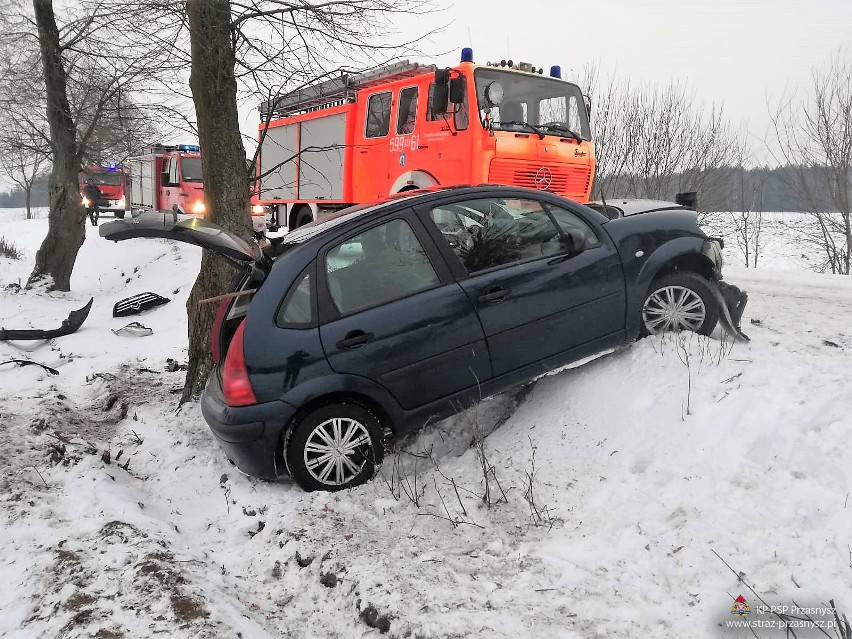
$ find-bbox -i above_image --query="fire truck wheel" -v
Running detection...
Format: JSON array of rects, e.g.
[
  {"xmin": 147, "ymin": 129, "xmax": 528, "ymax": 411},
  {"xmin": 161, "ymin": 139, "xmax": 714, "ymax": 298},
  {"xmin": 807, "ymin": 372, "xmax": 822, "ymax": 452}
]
[
  {"xmin": 115, "ymin": 211, "xmax": 126, "ymax": 219},
  {"xmin": 291, "ymin": 206, "xmax": 314, "ymax": 229}
]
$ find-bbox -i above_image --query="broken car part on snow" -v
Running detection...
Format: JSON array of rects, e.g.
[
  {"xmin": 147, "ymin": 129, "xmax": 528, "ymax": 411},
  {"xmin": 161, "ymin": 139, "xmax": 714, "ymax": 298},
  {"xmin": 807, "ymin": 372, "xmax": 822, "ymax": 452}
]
[
  {"xmin": 0, "ymin": 298, "xmax": 93, "ymax": 341},
  {"xmin": 113, "ymin": 292, "xmax": 170, "ymax": 317}
]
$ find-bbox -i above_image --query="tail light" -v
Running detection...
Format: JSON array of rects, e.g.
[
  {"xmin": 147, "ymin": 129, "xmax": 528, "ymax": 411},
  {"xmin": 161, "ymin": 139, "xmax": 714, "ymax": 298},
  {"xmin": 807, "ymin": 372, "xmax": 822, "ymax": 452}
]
[
  {"xmin": 210, "ymin": 297, "xmax": 230, "ymax": 364},
  {"xmin": 222, "ymin": 320, "xmax": 257, "ymax": 406}
]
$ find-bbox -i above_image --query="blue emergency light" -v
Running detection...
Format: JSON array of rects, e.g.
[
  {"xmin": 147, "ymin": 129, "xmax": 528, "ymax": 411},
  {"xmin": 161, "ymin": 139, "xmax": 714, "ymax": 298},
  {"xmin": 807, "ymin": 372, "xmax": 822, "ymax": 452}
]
[
  {"xmin": 550, "ymin": 65, "xmax": 562, "ymax": 79},
  {"xmin": 461, "ymin": 47, "xmax": 474, "ymax": 63},
  {"xmin": 177, "ymin": 144, "xmax": 200, "ymax": 152},
  {"xmin": 107, "ymin": 161, "xmax": 119, "ymax": 171}
]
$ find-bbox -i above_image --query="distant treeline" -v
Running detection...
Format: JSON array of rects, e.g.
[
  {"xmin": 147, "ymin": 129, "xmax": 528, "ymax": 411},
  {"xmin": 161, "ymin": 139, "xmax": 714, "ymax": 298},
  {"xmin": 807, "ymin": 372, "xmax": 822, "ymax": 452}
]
[
  {"xmin": 0, "ymin": 176, "xmax": 50, "ymax": 208},
  {"xmin": 0, "ymin": 165, "xmax": 840, "ymax": 212}
]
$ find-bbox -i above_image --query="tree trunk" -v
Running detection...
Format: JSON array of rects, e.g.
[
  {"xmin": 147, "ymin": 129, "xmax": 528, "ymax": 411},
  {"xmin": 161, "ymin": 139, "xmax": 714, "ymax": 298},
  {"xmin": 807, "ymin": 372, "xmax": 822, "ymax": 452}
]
[
  {"xmin": 28, "ymin": 0, "xmax": 85, "ymax": 291},
  {"xmin": 25, "ymin": 183, "xmax": 32, "ymax": 220},
  {"xmin": 182, "ymin": 0, "xmax": 251, "ymax": 402}
]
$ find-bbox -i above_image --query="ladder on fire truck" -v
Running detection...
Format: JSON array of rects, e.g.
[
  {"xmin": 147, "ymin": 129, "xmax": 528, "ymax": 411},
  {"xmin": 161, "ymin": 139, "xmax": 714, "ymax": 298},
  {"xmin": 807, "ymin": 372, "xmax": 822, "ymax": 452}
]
[{"xmin": 259, "ymin": 60, "xmax": 435, "ymax": 119}]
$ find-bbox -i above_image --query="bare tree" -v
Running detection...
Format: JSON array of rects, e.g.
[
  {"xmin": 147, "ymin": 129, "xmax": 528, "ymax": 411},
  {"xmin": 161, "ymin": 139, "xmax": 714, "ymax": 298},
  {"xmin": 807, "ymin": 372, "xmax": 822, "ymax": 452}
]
[
  {"xmin": 0, "ymin": 119, "xmax": 49, "ymax": 219},
  {"xmin": 770, "ymin": 48, "xmax": 852, "ymax": 274},
  {"xmin": 581, "ymin": 69, "xmax": 741, "ymax": 211},
  {"xmin": 726, "ymin": 128, "xmax": 766, "ymax": 268}
]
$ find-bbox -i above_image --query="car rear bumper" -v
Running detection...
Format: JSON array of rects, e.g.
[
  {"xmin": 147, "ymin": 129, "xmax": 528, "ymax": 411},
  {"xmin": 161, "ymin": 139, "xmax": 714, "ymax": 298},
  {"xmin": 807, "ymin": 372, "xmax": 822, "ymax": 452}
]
[{"xmin": 200, "ymin": 374, "xmax": 296, "ymax": 479}]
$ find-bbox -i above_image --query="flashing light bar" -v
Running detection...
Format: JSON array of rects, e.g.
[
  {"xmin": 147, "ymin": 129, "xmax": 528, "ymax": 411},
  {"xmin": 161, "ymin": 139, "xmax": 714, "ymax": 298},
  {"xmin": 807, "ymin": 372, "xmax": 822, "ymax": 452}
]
[{"xmin": 178, "ymin": 144, "xmax": 200, "ymax": 152}]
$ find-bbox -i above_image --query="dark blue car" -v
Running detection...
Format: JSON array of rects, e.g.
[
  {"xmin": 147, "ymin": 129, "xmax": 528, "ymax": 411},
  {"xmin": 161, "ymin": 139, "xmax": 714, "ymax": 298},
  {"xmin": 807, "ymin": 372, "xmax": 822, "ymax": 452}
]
[{"xmin": 101, "ymin": 186, "xmax": 747, "ymax": 491}]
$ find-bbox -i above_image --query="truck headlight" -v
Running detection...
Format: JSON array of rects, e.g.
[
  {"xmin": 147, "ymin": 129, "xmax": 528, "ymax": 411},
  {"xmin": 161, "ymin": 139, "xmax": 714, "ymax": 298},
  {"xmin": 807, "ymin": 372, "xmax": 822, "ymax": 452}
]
[
  {"xmin": 118, "ymin": 197, "xmax": 126, "ymax": 208},
  {"xmin": 192, "ymin": 201, "xmax": 206, "ymax": 214},
  {"xmin": 82, "ymin": 197, "xmax": 90, "ymax": 207},
  {"xmin": 251, "ymin": 204, "xmax": 264, "ymax": 216}
]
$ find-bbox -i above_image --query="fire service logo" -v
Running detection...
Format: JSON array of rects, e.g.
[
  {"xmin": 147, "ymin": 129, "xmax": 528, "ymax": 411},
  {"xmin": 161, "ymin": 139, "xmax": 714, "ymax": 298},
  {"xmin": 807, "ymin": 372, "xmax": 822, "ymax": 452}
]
[
  {"xmin": 534, "ymin": 167, "xmax": 553, "ymax": 190},
  {"xmin": 731, "ymin": 595, "xmax": 751, "ymax": 617}
]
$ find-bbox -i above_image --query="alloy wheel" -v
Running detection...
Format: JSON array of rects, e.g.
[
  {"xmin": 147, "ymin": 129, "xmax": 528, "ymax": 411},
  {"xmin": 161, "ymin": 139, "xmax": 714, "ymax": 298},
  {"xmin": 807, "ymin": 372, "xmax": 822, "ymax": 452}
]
[
  {"xmin": 642, "ymin": 285, "xmax": 707, "ymax": 334},
  {"xmin": 303, "ymin": 417, "xmax": 373, "ymax": 486}
]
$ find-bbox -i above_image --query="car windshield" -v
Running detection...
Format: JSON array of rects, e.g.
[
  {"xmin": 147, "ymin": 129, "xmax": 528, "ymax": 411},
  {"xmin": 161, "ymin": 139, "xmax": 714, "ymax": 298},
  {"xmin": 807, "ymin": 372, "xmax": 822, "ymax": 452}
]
[
  {"xmin": 181, "ymin": 157, "xmax": 203, "ymax": 182},
  {"xmin": 474, "ymin": 68, "xmax": 590, "ymax": 140},
  {"xmin": 84, "ymin": 171, "xmax": 122, "ymax": 186}
]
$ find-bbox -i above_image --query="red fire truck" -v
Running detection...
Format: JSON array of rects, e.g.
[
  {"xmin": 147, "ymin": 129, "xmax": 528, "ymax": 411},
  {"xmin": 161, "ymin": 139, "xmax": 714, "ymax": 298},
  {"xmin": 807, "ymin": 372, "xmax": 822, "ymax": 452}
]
[
  {"xmin": 79, "ymin": 164, "xmax": 128, "ymax": 218},
  {"xmin": 126, "ymin": 144, "xmax": 206, "ymax": 217},
  {"xmin": 255, "ymin": 48, "xmax": 595, "ymax": 230}
]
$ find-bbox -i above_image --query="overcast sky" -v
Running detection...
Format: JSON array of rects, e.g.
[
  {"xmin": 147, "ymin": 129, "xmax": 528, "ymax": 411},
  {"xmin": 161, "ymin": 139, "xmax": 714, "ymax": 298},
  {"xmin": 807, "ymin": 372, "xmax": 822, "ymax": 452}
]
[
  {"xmin": 234, "ymin": 0, "xmax": 850, "ymax": 158},
  {"xmin": 419, "ymin": 0, "xmax": 850, "ymax": 141}
]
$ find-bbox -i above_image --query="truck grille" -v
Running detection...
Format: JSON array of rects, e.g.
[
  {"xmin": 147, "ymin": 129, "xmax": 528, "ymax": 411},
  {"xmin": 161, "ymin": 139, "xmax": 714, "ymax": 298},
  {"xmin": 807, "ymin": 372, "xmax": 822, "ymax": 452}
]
[{"xmin": 488, "ymin": 160, "xmax": 592, "ymax": 199}]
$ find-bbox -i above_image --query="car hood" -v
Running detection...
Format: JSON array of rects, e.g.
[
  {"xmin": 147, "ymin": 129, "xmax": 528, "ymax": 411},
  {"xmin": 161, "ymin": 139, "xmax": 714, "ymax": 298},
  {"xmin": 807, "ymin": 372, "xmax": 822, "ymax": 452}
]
[
  {"xmin": 99, "ymin": 213, "xmax": 263, "ymax": 264},
  {"xmin": 589, "ymin": 199, "xmax": 693, "ymax": 220}
]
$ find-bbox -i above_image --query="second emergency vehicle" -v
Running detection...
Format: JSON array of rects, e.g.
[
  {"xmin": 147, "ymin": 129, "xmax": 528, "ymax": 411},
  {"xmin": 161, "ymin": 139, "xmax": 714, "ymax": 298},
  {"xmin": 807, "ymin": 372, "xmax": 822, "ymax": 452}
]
[
  {"xmin": 126, "ymin": 144, "xmax": 206, "ymax": 217},
  {"xmin": 79, "ymin": 164, "xmax": 128, "ymax": 218}
]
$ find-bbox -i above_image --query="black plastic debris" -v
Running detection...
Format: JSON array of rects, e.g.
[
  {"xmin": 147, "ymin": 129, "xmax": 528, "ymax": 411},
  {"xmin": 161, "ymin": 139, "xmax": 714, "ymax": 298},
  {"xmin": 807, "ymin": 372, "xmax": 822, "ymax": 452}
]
[
  {"xmin": 113, "ymin": 292, "xmax": 170, "ymax": 317},
  {"xmin": 0, "ymin": 359, "xmax": 59, "ymax": 375},
  {"xmin": 0, "ymin": 298, "xmax": 93, "ymax": 341}
]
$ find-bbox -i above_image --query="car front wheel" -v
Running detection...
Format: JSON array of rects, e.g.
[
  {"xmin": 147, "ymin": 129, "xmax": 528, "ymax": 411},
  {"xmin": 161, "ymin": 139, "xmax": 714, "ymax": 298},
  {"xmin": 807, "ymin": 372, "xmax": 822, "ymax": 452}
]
[
  {"xmin": 285, "ymin": 402, "xmax": 384, "ymax": 492},
  {"xmin": 641, "ymin": 272, "xmax": 719, "ymax": 336}
]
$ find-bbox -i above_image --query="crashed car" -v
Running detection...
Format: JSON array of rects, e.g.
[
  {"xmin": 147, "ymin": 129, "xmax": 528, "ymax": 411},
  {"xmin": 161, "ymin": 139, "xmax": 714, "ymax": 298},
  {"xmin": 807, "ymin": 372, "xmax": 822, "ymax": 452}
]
[{"xmin": 100, "ymin": 185, "xmax": 747, "ymax": 492}]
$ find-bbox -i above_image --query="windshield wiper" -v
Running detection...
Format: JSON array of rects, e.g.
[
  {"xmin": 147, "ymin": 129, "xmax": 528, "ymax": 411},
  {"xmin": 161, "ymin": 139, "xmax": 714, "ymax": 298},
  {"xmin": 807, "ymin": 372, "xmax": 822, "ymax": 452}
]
[
  {"xmin": 501, "ymin": 121, "xmax": 546, "ymax": 140},
  {"xmin": 538, "ymin": 123, "xmax": 583, "ymax": 143}
]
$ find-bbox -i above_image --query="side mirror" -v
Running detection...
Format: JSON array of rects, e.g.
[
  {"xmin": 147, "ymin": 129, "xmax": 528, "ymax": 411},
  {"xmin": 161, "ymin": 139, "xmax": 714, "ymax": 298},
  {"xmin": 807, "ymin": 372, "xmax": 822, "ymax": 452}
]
[
  {"xmin": 449, "ymin": 77, "xmax": 466, "ymax": 104},
  {"xmin": 583, "ymin": 94, "xmax": 592, "ymax": 119},
  {"xmin": 564, "ymin": 228, "xmax": 586, "ymax": 255},
  {"xmin": 432, "ymin": 68, "xmax": 450, "ymax": 116},
  {"xmin": 675, "ymin": 191, "xmax": 698, "ymax": 209}
]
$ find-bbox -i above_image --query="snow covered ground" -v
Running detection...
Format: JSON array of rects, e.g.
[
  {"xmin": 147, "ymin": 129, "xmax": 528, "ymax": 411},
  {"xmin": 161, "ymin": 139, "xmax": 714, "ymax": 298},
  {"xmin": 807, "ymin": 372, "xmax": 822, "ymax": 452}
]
[{"xmin": 1, "ymin": 207, "xmax": 851, "ymax": 638}]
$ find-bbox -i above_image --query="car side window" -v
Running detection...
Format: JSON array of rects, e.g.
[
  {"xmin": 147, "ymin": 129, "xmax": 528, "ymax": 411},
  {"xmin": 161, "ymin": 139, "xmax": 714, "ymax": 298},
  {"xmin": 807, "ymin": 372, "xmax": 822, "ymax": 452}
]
[
  {"xmin": 544, "ymin": 203, "xmax": 601, "ymax": 249},
  {"xmin": 276, "ymin": 267, "xmax": 315, "ymax": 328},
  {"xmin": 365, "ymin": 91, "xmax": 392, "ymax": 138},
  {"xmin": 325, "ymin": 219, "xmax": 440, "ymax": 316},
  {"xmin": 429, "ymin": 198, "xmax": 565, "ymax": 273}
]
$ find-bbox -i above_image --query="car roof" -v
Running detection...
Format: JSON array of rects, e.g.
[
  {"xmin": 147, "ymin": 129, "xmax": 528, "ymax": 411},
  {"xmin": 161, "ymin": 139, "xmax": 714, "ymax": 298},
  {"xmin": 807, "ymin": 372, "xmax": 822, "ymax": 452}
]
[{"xmin": 276, "ymin": 184, "xmax": 587, "ymax": 247}]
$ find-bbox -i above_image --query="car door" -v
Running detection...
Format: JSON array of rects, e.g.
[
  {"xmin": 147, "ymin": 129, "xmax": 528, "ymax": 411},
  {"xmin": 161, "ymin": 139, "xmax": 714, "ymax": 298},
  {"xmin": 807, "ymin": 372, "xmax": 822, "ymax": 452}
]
[
  {"xmin": 317, "ymin": 212, "xmax": 491, "ymax": 410},
  {"xmin": 421, "ymin": 194, "xmax": 626, "ymax": 378}
]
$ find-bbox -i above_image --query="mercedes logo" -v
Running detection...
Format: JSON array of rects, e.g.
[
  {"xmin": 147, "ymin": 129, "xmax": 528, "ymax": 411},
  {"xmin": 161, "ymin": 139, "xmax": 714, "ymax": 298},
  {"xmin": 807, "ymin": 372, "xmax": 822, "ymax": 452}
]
[{"xmin": 534, "ymin": 166, "xmax": 553, "ymax": 190}]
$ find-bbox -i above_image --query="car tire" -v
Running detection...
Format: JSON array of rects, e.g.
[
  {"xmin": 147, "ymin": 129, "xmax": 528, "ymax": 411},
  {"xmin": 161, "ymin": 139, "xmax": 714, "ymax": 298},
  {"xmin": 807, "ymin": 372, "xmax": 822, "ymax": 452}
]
[
  {"xmin": 640, "ymin": 272, "xmax": 719, "ymax": 337},
  {"xmin": 285, "ymin": 402, "xmax": 384, "ymax": 492}
]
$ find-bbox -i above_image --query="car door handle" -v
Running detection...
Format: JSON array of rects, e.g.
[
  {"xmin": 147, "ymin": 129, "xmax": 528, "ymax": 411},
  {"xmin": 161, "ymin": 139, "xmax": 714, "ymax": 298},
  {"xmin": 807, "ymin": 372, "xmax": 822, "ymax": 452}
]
[
  {"xmin": 336, "ymin": 330, "xmax": 374, "ymax": 349},
  {"xmin": 478, "ymin": 286, "xmax": 507, "ymax": 305}
]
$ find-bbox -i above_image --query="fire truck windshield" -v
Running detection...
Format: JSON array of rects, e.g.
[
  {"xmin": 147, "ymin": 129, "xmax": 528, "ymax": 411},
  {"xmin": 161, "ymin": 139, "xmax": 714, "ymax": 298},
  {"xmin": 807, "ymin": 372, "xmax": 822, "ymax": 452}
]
[
  {"xmin": 84, "ymin": 171, "xmax": 122, "ymax": 186},
  {"xmin": 181, "ymin": 157, "xmax": 203, "ymax": 182},
  {"xmin": 474, "ymin": 68, "xmax": 590, "ymax": 140}
]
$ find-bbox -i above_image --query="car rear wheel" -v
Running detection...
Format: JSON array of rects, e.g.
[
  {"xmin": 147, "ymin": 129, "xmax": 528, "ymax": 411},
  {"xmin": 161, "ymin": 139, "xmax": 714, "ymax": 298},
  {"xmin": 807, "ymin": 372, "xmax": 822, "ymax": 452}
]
[
  {"xmin": 641, "ymin": 272, "xmax": 719, "ymax": 336},
  {"xmin": 285, "ymin": 402, "xmax": 384, "ymax": 492}
]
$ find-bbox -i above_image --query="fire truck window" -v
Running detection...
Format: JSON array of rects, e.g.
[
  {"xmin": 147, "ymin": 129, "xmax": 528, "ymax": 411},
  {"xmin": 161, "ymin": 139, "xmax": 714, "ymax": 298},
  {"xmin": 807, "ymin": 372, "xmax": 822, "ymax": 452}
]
[
  {"xmin": 325, "ymin": 219, "xmax": 439, "ymax": 316},
  {"xmin": 429, "ymin": 198, "xmax": 564, "ymax": 273},
  {"xmin": 397, "ymin": 87, "xmax": 418, "ymax": 135},
  {"xmin": 365, "ymin": 92, "xmax": 392, "ymax": 138},
  {"xmin": 84, "ymin": 171, "xmax": 122, "ymax": 186},
  {"xmin": 168, "ymin": 158, "xmax": 179, "ymax": 186},
  {"xmin": 181, "ymin": 157, "xmax": 203, "ymax": 182}
]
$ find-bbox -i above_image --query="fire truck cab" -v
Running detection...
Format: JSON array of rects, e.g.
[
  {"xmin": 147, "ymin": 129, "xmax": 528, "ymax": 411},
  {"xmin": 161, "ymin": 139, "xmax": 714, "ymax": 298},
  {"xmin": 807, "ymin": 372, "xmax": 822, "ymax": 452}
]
[
  {"xmin": 79, "ymin": 164, "xmax": 128, "ymax": 218},
  {"xmin": 256, "ymin": 48, "xmax": 594, "ymax": 230},
  {"xmin": 126, "ymin": 144, "xmax": 206, "ymax": 217}
]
